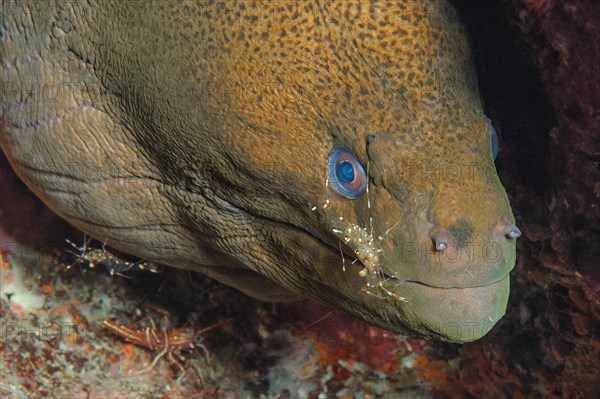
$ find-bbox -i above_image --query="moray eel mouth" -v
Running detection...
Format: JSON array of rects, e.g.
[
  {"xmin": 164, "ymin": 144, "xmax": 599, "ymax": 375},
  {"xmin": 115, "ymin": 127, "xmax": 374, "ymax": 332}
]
[
  {"xmin": 319, "ymin": 225, "xmax": 514, "ymax": 343},
  {"xmin": 391, "ymin": 277, "xmax": 510, "ymax": 342},
  {"xmin": 350, "ymin": 256, "xmax": 510, "ymax": 343}
]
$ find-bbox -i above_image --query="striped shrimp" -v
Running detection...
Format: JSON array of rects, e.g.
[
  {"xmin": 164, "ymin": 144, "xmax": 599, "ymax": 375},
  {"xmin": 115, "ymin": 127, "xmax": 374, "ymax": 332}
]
[{"xmin": 101, "ymin": 316, "xmax": 234, "ymax": 384}]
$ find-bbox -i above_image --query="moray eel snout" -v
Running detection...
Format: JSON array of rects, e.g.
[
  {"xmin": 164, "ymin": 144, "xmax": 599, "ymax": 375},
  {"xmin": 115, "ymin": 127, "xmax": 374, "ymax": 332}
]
[{"xmin": 317, "ymin": 124, "xmax": 519, "ymax": 343}]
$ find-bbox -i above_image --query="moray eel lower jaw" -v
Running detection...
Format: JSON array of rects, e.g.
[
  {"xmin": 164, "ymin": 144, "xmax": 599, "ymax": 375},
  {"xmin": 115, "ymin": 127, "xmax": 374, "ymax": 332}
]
[
  {"xmin": 398, "ymin": 276, "xmax": 510, "ymax": 342},
  {"xmin": 333, "ymin": 266, "xmax": 513, "ymax": 343}
]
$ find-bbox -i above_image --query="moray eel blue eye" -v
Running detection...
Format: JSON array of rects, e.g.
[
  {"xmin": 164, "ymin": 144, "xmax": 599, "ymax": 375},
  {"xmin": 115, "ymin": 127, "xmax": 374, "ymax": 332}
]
[
  {"xmin": 485, "ymin": 116, "xmax": 499, "ymax": 161},
  {"xmin": 338, "ymin": 161, "xmax": 355, "ymax": 182},
  {"xmin": 491, "ymin": 125, "xmax": 499, "ymax": 161},
  {"xmin": 328, "ymin": 146, "xmax": 367, "ymax": 199}
]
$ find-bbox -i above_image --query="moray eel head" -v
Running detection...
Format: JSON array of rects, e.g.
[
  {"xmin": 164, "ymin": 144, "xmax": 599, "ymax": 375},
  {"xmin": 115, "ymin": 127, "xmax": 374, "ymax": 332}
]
[
  {"xmin": 0, "ymin": 1, "xmax": 520, "ymax": 343},
  {"xmin": 313, "ymin": 122, "xmax": 519, "ymax": 343},
  {"xmin": 212, "ymin": 2, "xmax": 519, "ymax": 343}
]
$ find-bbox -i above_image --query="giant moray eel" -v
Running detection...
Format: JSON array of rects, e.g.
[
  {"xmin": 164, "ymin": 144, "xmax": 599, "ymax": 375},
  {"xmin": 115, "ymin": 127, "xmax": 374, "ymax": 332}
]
[{"xmin": 0, "ymin": 1, "xmax": 520, "ymax": 342}]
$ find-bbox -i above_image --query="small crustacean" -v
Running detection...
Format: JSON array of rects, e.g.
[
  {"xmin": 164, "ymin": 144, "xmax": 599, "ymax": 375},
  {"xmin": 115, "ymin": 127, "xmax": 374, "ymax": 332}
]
[
  {"xmin": 65, "ymin": 235, "xmax": 161, "ymax": 277},
  {"xmin": 101, "ymin": 316, "xmax": 235, "ymax": 383},
  {"xmin": 331, "ymin": 218, "xmax": 410, "ymax": 303}
]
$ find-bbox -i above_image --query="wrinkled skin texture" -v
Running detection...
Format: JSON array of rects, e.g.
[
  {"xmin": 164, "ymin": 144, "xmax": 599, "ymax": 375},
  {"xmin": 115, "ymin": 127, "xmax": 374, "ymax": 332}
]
[{"xmin": 0, "ymin": 0, "xmax": 518, "ymax": 342}]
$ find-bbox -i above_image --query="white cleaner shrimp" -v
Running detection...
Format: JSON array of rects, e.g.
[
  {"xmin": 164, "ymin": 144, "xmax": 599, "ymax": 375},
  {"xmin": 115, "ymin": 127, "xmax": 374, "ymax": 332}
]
[{"xmin": 65, "ymin": 235, "xmax": 161, "ymax": 277}]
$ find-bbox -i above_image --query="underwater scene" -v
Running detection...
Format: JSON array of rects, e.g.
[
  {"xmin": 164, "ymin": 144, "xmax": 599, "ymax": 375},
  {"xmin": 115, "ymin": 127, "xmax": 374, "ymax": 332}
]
[{"xmin": 1, "ymin": 1, "xmax": 598, "ymax": 398}]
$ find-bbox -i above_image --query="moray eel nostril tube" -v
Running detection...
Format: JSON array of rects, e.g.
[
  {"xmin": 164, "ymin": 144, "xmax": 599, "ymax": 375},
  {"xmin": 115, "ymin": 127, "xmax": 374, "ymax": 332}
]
[{"xmin": 0, "ymin": 1, "xmax": 519, "ymax": 343}]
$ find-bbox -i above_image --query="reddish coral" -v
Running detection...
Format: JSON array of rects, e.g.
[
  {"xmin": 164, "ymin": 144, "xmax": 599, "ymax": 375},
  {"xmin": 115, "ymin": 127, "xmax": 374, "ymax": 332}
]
[{"xmin": 279, "ymin": 301, "xmax": 421, "ymax": 374}]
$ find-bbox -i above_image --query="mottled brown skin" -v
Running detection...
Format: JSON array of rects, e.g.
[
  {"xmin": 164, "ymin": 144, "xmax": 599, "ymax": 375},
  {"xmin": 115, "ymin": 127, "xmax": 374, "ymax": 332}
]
[{"xmin": 1, "ymin": 1, "xmax": 518, "ymax": 342}]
